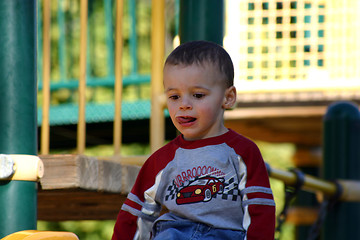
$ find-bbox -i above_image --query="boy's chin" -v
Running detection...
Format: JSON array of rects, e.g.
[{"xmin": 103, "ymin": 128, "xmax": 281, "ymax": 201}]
[
  {"xmin": 181, "ymin": 133, "xmax": 201, "ymax": 141},
  {"xmin": 182, "ymin": 132, "xmax": 208, "ymax": 141}
]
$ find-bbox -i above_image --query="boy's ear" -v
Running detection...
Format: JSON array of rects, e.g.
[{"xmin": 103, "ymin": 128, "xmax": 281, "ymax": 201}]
[{"xmin": 223, "ymin": 86, "xmax": 237, "ymax": 109}]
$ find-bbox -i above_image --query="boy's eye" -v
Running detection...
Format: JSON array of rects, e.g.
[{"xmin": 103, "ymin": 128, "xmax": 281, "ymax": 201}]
[
  {"xmin": 193, "ymin": 93, "xmax": 205, "ymax": 99},
  {"xmin": 169, "ymin": 95, "xmax": 179, "ymax": 100}
]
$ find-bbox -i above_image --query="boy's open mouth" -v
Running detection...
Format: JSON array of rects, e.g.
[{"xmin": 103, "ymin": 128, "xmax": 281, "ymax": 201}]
[{"xmin": 177, "ymin": 116, "xmax": 196, "ymax": 124}]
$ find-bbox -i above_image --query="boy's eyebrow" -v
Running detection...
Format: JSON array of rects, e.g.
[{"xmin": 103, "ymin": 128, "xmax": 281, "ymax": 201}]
[
  {"xmin": 164, "ymin": 87, "xmax": 177, "ymax": 92},
  {"xmin": 165, "ymin": 86, "xmax": 211, "ymax": 92},
  {"xmin": 164, "ymin": 88, "xmax": 181, "ymax": 95},
  {"xmin": 191, "ymin": 85, "xmax": 212, "ymax": 91}
]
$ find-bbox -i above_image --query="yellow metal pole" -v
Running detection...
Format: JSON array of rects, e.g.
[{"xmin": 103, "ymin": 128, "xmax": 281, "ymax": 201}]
[
  {"xmin": 113, "ymin": 0, "xmax": 123, "ymax": 156},
  {"xmin": 269, "ymin": 166, "xmax": 336, "ymax": 195},
  {"xmin": 77, "ymin": 0, "xmax": 88, "ymax": 154},
  {"xmin": 338, "ymin": 180, "xmax": 360, "ymax": 202},
  {"xmin": 267, "ymin": 164, "xmax": 360, "ymax": 202},
  {"xmin": 150, "ymin": 0, "xmax": 166, "ymax": 153},
  {"xmin": 41, "ymin": 0, "xmax": 51, "ymax": 155}
]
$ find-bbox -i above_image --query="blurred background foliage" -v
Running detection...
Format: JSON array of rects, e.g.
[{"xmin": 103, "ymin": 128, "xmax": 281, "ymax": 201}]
[
  {"xmin": 37, "ymin": 0, "xmax": 296, "ymax": 239},
  {"xmin": 37, "ymin": 220, "xmax": 115, "ymax": 240}
]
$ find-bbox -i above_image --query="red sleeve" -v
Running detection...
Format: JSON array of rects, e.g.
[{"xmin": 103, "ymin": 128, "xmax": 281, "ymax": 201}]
[
  {"xmin": 112, "ymin": 210, "xmax": 138, "ymax": 240},
  {"xmin": 244, "ymin": 143, "xmax": 276, "ymax": 240},
  {"xmin": 229, "ymin": 133, "xmax": 275, "ymax": 240},
  {"xmin": 246, "ymin": 203, "xmax": 276, "ymax": 240}
]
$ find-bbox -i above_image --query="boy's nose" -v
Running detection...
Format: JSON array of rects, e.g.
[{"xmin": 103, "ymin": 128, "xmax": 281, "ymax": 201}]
[{"xmin": 180, "ymin": 97, "xmax": 192, "ymax": 110}]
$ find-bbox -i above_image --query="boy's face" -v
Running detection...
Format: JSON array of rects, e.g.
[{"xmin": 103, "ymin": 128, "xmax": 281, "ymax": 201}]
[{"xmin": 164, "ymin": 63, "xmax": 235, "ymax": 141}]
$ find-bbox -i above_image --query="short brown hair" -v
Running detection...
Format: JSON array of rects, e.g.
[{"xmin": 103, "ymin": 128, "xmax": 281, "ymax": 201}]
[{"xmin": 165, "ymin": 41, "xmax": 234, "ymax": 88}]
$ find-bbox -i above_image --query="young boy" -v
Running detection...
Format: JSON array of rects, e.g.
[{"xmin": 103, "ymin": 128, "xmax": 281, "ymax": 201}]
[{"xmin": 112, "ymin": 41, "xmax": 275, "ymax": 240}]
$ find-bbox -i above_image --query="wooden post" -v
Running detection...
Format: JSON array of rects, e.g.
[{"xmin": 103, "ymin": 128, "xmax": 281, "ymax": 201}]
[
  {"xmin": 113, "ymin": 0, "xmax": 124, "ymax": 156},
  {"xmin": 150, "ymin": 0, "xmax": 166, "ymax": 153},
  {"xmin": 77, "ymin": 0, "xmax": 88, "ymax": 154},
  {"xmin": 41, "ymin": 0, "xmax": 51, "ymax": 155}
]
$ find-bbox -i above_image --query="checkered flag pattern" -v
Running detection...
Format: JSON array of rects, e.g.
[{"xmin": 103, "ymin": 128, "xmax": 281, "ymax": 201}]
[
  {"xmin": 165, "ymin": 180, "xmax": 179, "ymax": 201},
  {"xmin": 219, "ymin": 177, "xmax": 240, "ymax": 201}
]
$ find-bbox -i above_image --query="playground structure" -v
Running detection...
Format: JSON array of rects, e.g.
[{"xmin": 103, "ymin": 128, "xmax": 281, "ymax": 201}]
[{"xmin": 1, "ymin": 0, "xmax": 360, "ymax": 239}]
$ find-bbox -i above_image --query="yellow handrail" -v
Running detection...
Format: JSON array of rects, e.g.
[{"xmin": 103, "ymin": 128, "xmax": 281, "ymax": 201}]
[{"xmin": 267, "ymin": 164, "xmax": 360, "ymax": 202}]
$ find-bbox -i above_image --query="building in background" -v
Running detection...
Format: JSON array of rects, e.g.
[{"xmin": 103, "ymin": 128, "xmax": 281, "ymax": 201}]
[
  {"xmin": 223, "ymin": 2, "xmax": 360, "ymax": 238},
  {"xmin": 225, "ymin": 0, "xmax": 360, "ymax": 97}
]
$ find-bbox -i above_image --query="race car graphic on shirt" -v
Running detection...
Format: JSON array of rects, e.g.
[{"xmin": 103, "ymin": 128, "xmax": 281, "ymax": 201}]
[{"xmin": 176, "ymin": 176, "xmax": 225, "ymax": 205}]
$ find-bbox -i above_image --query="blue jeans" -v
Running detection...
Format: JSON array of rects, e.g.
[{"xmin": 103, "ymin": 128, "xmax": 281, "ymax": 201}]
[{"xmin": 152, "ymin": 220, "xmax": 245, "ymax": 240}]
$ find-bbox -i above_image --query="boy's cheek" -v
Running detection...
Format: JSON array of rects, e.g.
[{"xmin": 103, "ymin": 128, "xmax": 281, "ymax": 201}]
[
  {"xmin": 166, "ymin": 103, "xmax": 177, "ymax": 113},
  {"xmin": 167, "ymin": 108, "xmax": 176, "ymax": 119}
]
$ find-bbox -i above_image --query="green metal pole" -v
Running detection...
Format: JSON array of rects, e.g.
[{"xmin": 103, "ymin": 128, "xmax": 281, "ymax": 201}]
[
  {"xmin": 0, "ymin": 0, "xmax": 38, "ymax": 238},
  {"xmin": 179, "ymin": 0, "xmax": 224, "ymax": 45},
  {"xmin": 322, "ymin": 101, "xmax": 360, "ymax": 240}
]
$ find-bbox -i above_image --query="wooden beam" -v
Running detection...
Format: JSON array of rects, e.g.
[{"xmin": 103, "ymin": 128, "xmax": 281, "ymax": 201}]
[
  {"xmin": 225, "ymin": 106, "xmax": 327, "ymax": 119},
  {"xmin": 39, "ymin": 154, "xmax": 140, "ymax": 193},
  {"xmin": 38, "ymin": 155, "xmax": 140, "ymax": 220},
  {"xmin": 225, "ymin": 118, "xmax": 322, "ymax": 145},
  {"xmin": 292, "ymin": 146, "xmax": 322, "ymax": 167},
  {"xmin": 224, "ymin": 106, "xmax": 325, "ymax": 145},
  {"xmin": 38, "ymin": 190, "xmax": 126, "ymax": 221}
]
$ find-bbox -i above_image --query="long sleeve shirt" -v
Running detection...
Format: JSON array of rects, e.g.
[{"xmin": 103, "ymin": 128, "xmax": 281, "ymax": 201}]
[{"xmin": 112, "ymin": 129, "xmax": 276, "ymax": 240}]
